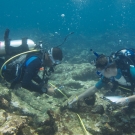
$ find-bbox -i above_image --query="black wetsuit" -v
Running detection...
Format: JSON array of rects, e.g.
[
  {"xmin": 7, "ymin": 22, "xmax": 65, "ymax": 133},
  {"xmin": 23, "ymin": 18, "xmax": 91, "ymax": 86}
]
[
  {"xmin": 10, "ymin": 56, "xmax": 45, "ymax": 94},
  {"xmin": 21, "ymin": 57, "xmax": 44, "ymax": 93}
]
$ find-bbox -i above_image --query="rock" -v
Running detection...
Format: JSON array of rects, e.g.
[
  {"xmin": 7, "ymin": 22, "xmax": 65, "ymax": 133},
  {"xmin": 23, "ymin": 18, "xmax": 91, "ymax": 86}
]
[
  {"xmin": 84, "ymin": 95, "xmax": 96, "ymax": 106},
  {"xmin": 36, "ymin": 110, "xmax": 58, "ymax": 135},
  {"xmin": 0, "ymin": 109, "xmax": 7, "ymax": 126},
  {"xmin": 0, "ymin": 98, "xmax": 9, "ymax": 109},
  {"xmin": 91, "ymin": 105, "xmax": 104, "ymax": 115},
  {"xmin": 48, "ymin": 63, "xmax": 97, "ymax": 97},
  {"xmin": 0, "ymin": 86, "xmax": 11, "ymax": 102},
  {"xmin": 0, "ymin": 113, "xmax": 27, "ymax": 135},
  {"xmin": 0, "ymin": 61, "xmax": 135, "ymax": 134}
]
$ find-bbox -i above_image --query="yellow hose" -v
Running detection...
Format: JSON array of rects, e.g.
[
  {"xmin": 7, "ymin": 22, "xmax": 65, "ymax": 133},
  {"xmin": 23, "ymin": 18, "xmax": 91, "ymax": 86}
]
[
  {"xmin": 76, "ymin": 114, "xmax": 91, "ymax": 135},
  {"xmin": 49, "ymin": 82, "xmax": 68, "ymax": 99},
  {"xmin": 0, "ymin": 50, "xmax": 90, "ymax": 135},
  {"xmin": 118, "ymin": 85, "xmax": 132, "ymax": 91},
  {"xmin": 0, "ymin": 49, "xmax": 39, "ymax": 78},
  {"xmin": 50, "ymin": 83, "xmax": 90, "ymax": 135}
]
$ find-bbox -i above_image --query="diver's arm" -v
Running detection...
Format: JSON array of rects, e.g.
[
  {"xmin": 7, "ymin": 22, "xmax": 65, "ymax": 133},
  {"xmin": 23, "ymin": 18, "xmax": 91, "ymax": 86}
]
[
  {"xmin": 67, "ymin": 86, "xmax": 98, "ymax": 107},
  {"xmin": 78, "ymin": 78, "xmax": 104, "ymax": 100},
  {"xmin": 78, "ymin": 77, "xmax": 106, "ymax": 99},
  {"xmin": 78, "ymin": 86, "xmax": 98, "ymax": 100},
  {"xmin": 127, "ymin": 95, "xmax": 135, "ymax": 102},
  {"xmin": 21, "ymin": 58, "xmax": 44, "ymax": 94},
  {"xmin": 67, "ymin": 80, "xmax": 103, "ymax": 106},
  {"xmin": 116, "ymin": 95, "xmax": 135, "ymax": 106}
]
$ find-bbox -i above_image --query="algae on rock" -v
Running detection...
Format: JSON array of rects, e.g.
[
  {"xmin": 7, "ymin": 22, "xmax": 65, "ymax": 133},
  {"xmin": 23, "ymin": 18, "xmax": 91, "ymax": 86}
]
[{"xmin": 0, "ymin": 63, "xmax": 135, "ymax": 134}]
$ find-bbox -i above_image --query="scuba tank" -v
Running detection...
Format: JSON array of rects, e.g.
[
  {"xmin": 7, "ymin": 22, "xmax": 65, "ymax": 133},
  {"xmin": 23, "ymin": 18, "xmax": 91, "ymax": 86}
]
[
  {"xmin": 0, "ymin": 39, "xmax": 36, "ymax": 55},
  {"xmin": 0, "ymin": 29, "xmax": 36, "ymax": 56}
]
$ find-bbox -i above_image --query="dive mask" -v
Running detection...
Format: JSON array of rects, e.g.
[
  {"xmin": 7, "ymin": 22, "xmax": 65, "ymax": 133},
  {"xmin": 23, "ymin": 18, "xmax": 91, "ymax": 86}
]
[
  {"xmin": 96, "ymin": 56, "xmax": 115, "ymax": 76},
  {"xmin": 48, "ymin": 48, "xmax": 61, "ymax": 65}
]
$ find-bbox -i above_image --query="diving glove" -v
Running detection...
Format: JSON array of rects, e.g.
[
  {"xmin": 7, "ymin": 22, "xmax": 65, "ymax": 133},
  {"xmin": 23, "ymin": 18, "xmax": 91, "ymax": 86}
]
[
  {"xmin": 41, "ymin": 87, "xmax": 48, "ymax": 93},
  {"xmin": 115, "ymin": 97, "xmax": 129, "ymax": 106},
  {"xmin": 40, "ymin": 81, "xmax": 48, "ymax": 93},
  {"xmin": 64, "ymin": 95, "xmax": 79, "ymax": 108}
]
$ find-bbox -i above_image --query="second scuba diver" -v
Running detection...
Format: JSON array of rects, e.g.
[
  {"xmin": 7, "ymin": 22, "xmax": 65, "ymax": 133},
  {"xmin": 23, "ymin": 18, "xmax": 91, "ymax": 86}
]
[{"xmin": 66, "ymin": 48, "xmax": 135, "ymax": 107}]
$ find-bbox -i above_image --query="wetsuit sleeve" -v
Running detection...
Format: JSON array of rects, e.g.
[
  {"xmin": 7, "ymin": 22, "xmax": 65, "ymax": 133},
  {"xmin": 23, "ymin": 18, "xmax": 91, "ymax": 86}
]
[
  {"xmin": 95, "ymin": 79, "xmax": 104, "ymax": 89},
  {"xmin": 21, "ymin": 58, "xmax": 43, "ymax": 94},
  {"xmin": 130, "ymin": 66, "xmax": 135, "ymax": 80},
  {"xmin": 95, "ymin": 77, "xmax": 106, "ymax": 89}
]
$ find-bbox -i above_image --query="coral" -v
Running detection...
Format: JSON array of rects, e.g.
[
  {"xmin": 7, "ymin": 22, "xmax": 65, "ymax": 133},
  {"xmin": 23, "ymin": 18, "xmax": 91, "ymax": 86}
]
[
  {"xmin": 0, "ymin": 110, "xmax": 7, "ymax": 126},
  {"xmin": 0, "ymin": 98, "xmax": 9, "ymax": 109},
  {"xmin": 0, "ymin": 113, "xmax": 28, "ymax": 135},
  {"xmin": 72, "ymin": 66, "xmax": 96, "ymax": 81},
  {"xmin": 83, "ymin": 94, "xmax": 96, "ymax": 106},
  {"xmin": 36, "ymin": 110, "xmax": 58, "ymax": 135},
  {"xmin": 91, "ymin": 105, "xmax": 104, "ymax": 115},
  {"xmin": 0, "ymin": 62, "xmax": 135, "ymax": 134},
  {"xmin": 65, "ymin": 81, "xmax": 83, "ymax": 89}
]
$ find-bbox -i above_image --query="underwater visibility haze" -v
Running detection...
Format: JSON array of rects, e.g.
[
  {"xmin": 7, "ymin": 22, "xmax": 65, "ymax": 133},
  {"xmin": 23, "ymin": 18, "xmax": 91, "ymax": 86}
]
[
  {"xmin": 0, "ymin": 0, "xmax": 135, "ymax": 53},
  {"xmin": 0, "ymin": 0, "xmax": 135, "ymax": 135}
]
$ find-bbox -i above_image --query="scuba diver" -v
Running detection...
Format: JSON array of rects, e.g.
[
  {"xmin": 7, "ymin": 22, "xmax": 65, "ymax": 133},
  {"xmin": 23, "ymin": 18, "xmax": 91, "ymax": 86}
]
[
  {"xmin": 0, "ymin": 29, "xmax": 74, "ymax": 94},
  {"xmin": 18, "ymin": 47, "xmax": 62, "ymax": 94},
  {"xmin": 66, "ymin": 48, "xmax": 135, "ymax": 107}
]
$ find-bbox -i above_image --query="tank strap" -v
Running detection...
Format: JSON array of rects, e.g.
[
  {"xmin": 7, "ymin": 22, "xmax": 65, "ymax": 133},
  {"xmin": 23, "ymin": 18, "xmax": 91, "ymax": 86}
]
[
  {"xmin": 25, "ymin": 56, "xmax": 38, "ymax": 66},
  {"xmin": 22, "ymin": 38, "xmax": 29, "ymax": 51},
  {"xmin": 4, "ymin": 29, "xmax": 10, "ymax": 55}
]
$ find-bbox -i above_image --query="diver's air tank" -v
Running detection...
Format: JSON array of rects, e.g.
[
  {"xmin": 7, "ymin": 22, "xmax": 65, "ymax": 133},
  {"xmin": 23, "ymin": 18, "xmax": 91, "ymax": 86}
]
[{"xmin": 0, "ymin": 39, "xmax": 36, "ymax": 56}]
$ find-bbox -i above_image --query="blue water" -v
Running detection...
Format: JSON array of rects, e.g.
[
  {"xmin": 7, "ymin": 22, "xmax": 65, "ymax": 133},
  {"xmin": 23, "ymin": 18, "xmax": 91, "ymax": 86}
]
[{"xmin": 0, "ymin": 0, "xmax": 135, "ymax": 52}]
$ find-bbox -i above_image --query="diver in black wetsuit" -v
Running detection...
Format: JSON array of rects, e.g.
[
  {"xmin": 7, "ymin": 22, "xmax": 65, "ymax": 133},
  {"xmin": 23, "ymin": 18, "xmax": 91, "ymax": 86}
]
[
  {"xmin": 3, "ymin": 47, "xmax": 63, "ymax": 94},
  {"xmin": 1, "ymin": 29, "xmax": 74, "ymax": 94}
]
